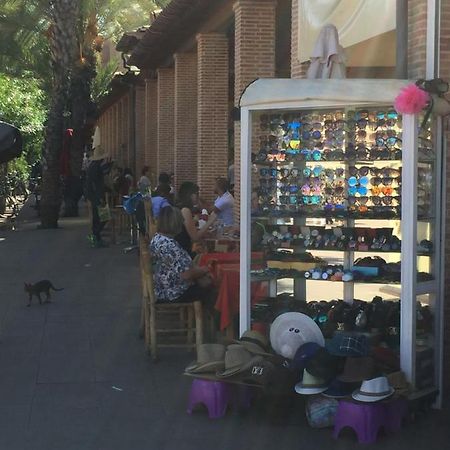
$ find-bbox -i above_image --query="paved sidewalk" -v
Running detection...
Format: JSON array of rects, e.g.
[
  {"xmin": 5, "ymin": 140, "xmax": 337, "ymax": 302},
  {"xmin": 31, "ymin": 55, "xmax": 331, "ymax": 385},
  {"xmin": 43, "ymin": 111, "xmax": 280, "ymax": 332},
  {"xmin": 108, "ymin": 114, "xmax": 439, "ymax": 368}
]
[{"xmin": 0, "ymin": 203, "xmax": 449, "ymax": 450}]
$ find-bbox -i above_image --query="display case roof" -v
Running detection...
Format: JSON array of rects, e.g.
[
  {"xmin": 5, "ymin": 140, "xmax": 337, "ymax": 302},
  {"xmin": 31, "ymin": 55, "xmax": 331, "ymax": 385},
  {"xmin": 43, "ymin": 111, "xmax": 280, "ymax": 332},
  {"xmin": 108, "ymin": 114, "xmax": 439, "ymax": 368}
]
[{"xmin": 240, "ymin": 79, "xmax": 411, "ymax": 109}]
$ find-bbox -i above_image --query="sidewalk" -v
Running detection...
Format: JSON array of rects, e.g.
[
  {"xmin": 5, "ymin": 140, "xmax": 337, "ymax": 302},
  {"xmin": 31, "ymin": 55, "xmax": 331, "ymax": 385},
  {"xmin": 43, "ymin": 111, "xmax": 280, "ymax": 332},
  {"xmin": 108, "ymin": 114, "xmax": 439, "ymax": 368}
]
[{"xmin": 0, "ymin": 202, "xmax": 448, "ymax": 450}]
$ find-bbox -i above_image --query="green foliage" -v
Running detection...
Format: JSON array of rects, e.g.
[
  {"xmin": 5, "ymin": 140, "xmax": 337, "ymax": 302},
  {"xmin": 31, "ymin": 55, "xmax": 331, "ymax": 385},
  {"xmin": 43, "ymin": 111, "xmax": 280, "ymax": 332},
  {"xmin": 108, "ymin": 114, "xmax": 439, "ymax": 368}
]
[
  {"xmin": 91, "ymin": 59, "xmax": 120, "ymax": 103},
  {"xmin": 0, "ymin": 74, "xmax": 48, "ymax": 167}
]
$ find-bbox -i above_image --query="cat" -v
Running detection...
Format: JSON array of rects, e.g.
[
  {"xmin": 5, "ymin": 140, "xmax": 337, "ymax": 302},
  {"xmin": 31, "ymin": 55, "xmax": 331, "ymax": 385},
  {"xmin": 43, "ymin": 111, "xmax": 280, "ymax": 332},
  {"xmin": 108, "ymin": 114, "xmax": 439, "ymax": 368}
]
[{"xmin": 24, "ymin": 280, "xmax": 64, "ymax": 306}]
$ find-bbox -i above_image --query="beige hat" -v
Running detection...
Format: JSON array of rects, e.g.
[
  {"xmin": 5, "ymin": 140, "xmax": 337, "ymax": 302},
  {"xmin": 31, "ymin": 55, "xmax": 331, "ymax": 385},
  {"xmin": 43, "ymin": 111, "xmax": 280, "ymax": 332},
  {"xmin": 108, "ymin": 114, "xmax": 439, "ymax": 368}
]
[
  {"xmin": 233, "ymin": 330, "xmax": 272, "ymax": 356},
  {"xmin": 294, "ymin": 369, "xmax": 328, "ymax": 395},
  {"xmin": 216, "ymin": 345, "xmax": 259, "ymax": 378},
  {"xmin": 184, "ymin": 344, "xmax": 226, "ymax": 374}
]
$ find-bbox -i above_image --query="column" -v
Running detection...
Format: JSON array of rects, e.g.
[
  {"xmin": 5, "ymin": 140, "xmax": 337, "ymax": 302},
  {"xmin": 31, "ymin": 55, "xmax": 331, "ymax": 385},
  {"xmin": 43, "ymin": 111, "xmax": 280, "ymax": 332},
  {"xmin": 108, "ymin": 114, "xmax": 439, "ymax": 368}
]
[
  {"xmin": 197, "ymin": 33, "xmax": 229, "ymax": 203},
  {"xmin": 145, "ymin": 78, "xmax": 158, "ymax": 186},
  {"xmin": 234, "ymin": 0, "xmax": 277, "ymax": 221},
  {"xmin": 157, "ymin": 67, "xmax": 175, "ymax": 177},
  {"xmin": 135, "ymin": 85, "xmax": 146, "ymax": 178},
  {"xmin": 174, "ymin": 51, "xmax": 198, "ymax": 191}
]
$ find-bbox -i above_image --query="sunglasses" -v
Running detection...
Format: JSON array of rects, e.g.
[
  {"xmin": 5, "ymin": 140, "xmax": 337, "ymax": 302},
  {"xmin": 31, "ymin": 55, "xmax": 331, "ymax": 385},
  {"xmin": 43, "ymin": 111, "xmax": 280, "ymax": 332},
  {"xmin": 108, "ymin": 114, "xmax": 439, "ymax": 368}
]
[
  {"xmin": 300, "ymin": 148, "xmax": 322, "ymax": 161},
  {"xmin": 370, "ymin": 176, "xmax": 394, "ymax": 186},
  {"xmin": 370, "ymin": 196, "xmax": 399, "ymax": 206}
]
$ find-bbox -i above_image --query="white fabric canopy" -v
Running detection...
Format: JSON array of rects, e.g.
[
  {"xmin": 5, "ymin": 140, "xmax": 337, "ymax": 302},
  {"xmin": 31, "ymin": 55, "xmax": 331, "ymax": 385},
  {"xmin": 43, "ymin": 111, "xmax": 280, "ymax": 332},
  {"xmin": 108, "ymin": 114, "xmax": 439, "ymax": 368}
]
[{"xmin": 298, "ymin": 0, "xmax": 396, "ymax": 63}]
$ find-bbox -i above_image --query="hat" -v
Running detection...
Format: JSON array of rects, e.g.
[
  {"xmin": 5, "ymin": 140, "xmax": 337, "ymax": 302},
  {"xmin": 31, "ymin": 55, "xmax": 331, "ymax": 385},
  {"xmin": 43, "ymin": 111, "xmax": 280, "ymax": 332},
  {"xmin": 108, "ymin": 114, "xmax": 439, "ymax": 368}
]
[
  {"xmin": 216, "ymin": 345, "xmax": 258, "ymax": 378},
  {"xmin": 270, "ymin": 312, "xmax": 325, "ymax": 360},
  {"xmin": 337, "ymin": 357, "xmax": 375, "ymax": 383},
  {"xmin": 184, "ymin": 344, "xmax": 226, "ymax": 374},
  {"xmin": 386, "ymin": 371, "xmax": 412, "ymax": 396},
  {"xmin": 352, "ymin": 376, "xmax": 395, "ymax": 402},
  {"xmin": 234, "ymin": 330, "xmax": 271, "ymax": 356},
  {"xmin": 290, "ymin": 342, "xmax": 322, "ymax": 373},
  {"xmin": 322, "ymin": 378, "xmax": 358, "ymax": 398},
  {"xmin": 305, "ymin": 348, "xmax": 342, "ymax": 382},
  {"xmin": 235, "ymin": 357, "xmax": 275, "ymax": 386},
  {"xmin": 295, "ymin": 369, "xmax": 328, "ymax": 395},
  {"xmin": 326, "ymin": 333, "xmax": 368, "ymax": 357}
]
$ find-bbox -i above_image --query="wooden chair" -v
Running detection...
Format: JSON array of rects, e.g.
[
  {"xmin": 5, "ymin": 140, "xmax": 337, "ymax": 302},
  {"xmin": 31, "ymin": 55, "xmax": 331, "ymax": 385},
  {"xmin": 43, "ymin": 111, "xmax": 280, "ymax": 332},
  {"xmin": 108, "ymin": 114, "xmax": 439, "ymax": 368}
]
[{"xmin": 139, "ymin": 237, "xmax": 203, "ymax": 360}]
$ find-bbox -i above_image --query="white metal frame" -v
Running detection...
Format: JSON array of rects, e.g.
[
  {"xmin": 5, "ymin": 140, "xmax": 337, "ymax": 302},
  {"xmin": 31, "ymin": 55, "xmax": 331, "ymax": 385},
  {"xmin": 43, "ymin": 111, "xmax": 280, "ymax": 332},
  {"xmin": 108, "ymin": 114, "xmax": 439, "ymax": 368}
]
[{"xmin": 239, "ymin": 78, "xmax": 443, "ymax": 392}]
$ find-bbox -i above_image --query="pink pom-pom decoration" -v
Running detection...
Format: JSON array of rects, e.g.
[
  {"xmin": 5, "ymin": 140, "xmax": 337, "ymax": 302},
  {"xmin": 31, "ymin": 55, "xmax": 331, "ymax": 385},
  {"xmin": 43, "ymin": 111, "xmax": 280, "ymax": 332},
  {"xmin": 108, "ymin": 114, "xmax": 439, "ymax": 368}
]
[{"xmin": 394, "ymin": 83, "xmax": 430, "ymax": 114}]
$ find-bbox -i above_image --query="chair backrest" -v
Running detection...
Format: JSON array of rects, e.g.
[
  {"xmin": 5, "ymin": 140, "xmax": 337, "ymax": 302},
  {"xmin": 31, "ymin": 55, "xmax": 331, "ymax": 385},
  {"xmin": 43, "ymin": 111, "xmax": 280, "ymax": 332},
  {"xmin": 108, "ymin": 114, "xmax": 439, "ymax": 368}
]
[
  {"xmin": 143, "ymin": 198, "xmax": 157, "ymax": 238},
  {"xmin": 139, "ymin": 236, "xmax": 157, "ymax": 306}
]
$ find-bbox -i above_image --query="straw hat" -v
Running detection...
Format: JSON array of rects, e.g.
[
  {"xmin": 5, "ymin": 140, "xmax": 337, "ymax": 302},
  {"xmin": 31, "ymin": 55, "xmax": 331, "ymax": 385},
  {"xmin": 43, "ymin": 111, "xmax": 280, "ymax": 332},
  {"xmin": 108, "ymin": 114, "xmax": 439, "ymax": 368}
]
[
  {"xmin": 233, "ymin": 330, "xmax": 272, "ymax": 356},
  {"xmin": 216, "ymin": 345, "xmax": 259, "ymax": 378},
  {"xmin": 184, "ymin": 344, "xmax": 226, "ymax": 374},
  {"xmin": 294, "ymin": 369, "xmax": 328, "ymax": 395},
  {"xmin": 352, "ymin": 376, "xmax": 395, "ymax": 403}
]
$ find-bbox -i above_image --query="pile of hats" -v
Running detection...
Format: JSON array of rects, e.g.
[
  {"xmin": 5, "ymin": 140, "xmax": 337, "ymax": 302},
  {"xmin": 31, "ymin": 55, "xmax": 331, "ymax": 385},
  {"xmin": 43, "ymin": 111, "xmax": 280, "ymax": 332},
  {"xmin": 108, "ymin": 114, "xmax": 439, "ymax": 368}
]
[
  {"xmin": 291, "ymin": 333, "xmax": 409, "ymax": 402},
  {"xmin": 184, "ymin": 331, "xmax": 276, "ymax": 386}
]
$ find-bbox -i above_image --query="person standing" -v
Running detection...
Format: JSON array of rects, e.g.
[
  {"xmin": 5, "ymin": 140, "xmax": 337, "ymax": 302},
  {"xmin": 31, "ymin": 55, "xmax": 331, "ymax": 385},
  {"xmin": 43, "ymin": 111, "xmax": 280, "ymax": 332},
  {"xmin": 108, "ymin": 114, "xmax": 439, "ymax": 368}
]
[
  {"xmin": 213, "ymin": 177, "xmax": 234, "ymax": 227},
  {"xmin": 85, "ymin": 147, "xmax": 112, "ymax": 247},
  {"xmin": 138, "ymin": 166, "xmax": 152, "ymax": 194}
]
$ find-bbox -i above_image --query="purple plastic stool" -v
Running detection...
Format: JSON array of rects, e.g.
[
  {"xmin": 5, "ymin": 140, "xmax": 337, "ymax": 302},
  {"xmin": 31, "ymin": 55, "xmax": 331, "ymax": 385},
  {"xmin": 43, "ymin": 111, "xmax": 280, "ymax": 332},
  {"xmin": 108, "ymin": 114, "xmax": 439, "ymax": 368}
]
[
  {"xmin": 383, "ymin": 397, "xmax": 408, "ymax": 432},
  {"xmin": 187, "ymin": 379, "xmax": 231, "ymax": 419},
  {"xmin": 333, "ymin": 400, "xmax": 386, "ymax": 444}
]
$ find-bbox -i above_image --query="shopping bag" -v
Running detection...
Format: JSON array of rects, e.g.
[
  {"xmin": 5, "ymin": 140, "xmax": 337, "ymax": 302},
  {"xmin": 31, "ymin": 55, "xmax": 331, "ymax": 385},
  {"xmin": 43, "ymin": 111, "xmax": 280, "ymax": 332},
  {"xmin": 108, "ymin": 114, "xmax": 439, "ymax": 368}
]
[{"xmin": 98, "ymin": 204, "xmax": 111, "ymax": 222}]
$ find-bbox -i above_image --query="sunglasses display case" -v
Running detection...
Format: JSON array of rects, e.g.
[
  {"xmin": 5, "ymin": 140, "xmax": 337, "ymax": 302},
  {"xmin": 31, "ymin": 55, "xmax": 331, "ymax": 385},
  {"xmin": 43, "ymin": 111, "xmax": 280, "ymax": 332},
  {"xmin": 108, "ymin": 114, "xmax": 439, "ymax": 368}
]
[{"xmin": 239, "ymin": 79, "xmax": 444, "ymax": 402}]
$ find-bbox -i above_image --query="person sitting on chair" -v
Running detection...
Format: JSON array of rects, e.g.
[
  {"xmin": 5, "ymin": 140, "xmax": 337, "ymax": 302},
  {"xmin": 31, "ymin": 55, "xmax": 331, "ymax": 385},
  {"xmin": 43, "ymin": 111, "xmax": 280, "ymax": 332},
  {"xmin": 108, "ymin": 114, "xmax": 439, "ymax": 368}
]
[{"xmin": 150, "ymin": 206, "xmax": 212, "ymax": 303}]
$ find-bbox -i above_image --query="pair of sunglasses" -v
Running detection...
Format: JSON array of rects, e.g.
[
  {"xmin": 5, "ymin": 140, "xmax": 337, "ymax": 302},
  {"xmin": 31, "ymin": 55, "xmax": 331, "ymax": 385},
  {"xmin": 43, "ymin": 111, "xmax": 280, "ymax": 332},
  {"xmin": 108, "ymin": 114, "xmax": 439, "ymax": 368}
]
[
  {"xmin": 371, "ymin": 186, "xmax": 397, "ymax": 196},
  {"xmin": 371, "ymin": 196, "xmax": 399, "ymax": 206}
]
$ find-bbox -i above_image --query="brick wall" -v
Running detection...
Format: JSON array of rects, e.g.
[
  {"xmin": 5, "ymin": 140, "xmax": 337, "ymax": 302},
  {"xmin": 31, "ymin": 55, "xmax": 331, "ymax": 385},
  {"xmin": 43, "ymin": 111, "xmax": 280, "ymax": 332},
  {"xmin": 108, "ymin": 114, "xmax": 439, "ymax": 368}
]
[
  {"xmin": 145, "ymin": 78, "xmax": 158, "ymax": 186},
  {"xmin": 174, "ymin": 52, "xmax": 198, "ymax": 191},
  {"xmin": 233, "ymin": 0, "xmax": 277, "ymax": 221},
  {"xmin": 197, "ymin": 33, "xmax": 229, "ymax": 204},
  {"xmin": 408, "ymin": 0, "xmax": 427, "ymax": 79},
  {"xmin": 291, "ymin": 0, "xmax": 308, "ymax": 78},
  {"xmin": 135, "ymin": 85, "xmax": 146, "ymax": 178},
  {"xmin": 157, "ymin": 68, "xmax": 175, "ymax": 177},
  {"xmin": 440, "ymin": 0, "xmax": 450, "ymax": 399}
]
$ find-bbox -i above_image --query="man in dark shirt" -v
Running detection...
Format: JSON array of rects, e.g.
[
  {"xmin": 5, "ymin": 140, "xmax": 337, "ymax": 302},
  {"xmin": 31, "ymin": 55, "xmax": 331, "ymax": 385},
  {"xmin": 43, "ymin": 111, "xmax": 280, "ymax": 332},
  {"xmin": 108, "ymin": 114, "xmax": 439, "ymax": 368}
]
[{"xmin": 85, "ymin": 147, "xmax": 112, "ymax": 247}]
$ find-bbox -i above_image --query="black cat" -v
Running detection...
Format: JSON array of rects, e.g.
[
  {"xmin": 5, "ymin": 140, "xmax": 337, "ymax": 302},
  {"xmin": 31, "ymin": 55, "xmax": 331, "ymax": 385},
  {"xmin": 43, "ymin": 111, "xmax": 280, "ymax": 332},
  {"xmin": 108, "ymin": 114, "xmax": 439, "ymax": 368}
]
[{"xmin": 24, "ymin": 280, "xmax": 64, "ymax": 306}]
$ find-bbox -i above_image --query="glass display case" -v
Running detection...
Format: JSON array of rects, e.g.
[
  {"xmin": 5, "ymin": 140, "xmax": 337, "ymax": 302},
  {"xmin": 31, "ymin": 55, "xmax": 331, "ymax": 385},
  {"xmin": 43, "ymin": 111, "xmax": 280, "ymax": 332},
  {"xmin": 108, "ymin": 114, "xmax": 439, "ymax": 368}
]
[{"xmin": 238, "ymin": 79, "xmax": 444, "ymax": 399}]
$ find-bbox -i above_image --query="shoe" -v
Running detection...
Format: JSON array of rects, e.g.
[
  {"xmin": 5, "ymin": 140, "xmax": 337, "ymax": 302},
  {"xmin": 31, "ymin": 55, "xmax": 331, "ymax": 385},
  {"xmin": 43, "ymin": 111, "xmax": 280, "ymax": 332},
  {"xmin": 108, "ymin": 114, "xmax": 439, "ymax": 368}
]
[
  {"xmin": 93, "ymin": 239, "xmax": 108, "ymax": 248},
  {"xmin": 87, "ymin": 234, "xmax": 95, "ymax": 244}
]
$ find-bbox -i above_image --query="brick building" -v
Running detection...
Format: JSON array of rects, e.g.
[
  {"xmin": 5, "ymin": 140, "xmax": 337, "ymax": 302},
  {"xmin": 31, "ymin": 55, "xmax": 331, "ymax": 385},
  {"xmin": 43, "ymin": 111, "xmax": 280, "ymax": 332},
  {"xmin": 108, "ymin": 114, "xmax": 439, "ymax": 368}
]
[{"xmin": 97, "ymin": 0, "xmax": 450, "ymax": 397}]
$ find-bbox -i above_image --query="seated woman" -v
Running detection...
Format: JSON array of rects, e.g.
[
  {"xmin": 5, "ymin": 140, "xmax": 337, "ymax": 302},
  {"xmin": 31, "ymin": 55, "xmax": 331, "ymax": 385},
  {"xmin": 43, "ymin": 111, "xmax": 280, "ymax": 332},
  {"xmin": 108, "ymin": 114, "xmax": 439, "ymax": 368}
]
[
  {"xmin": 176, "ymin": 181, "xmax": 217, "ymax": 256},
  {"xmin": 150, "ymin": 206, "xmax": 212, "ymax": 303}
]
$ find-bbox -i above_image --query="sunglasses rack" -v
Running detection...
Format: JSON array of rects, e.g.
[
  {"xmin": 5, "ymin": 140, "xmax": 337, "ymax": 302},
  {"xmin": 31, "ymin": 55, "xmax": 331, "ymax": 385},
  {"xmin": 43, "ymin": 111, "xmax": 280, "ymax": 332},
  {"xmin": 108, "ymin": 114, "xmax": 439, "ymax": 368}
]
[{"xmin": 251, "ymin": 106, "xmax": 436, "ymax": 329}]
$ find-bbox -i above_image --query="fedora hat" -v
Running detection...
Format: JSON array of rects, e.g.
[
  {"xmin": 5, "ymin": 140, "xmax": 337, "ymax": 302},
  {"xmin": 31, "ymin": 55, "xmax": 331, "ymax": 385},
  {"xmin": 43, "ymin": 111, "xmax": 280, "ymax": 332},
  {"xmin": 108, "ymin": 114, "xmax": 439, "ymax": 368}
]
[
  {"xmin": 234, "ymin": 330, "xmax": 271, "ymax": 356},
  {"xmin": 235, "ymin": 357, "xmax": 276, "ymax": 386},
  {"xmin": 326, "ymin": 333, "xmax": 368, "ymax": 357},
  {"xmin": 337, "ymin": 356, "xmax": 375, "ymax": 383},
  {"xmin": 270, "ymin": 312, "xmax": 324, "ymax": 360},
  {"xmin": 305, "ymin": 348, "xmax": 342, "ymax": 382},
  {"xmin": 322, "ymin": 378, "xmax": 359, "ymax": 398},
  {"xmin": 295, "ymin": 369, "xmax": 328, "ymax": 395},
  {"xmin": 185, "ymin": 344, "xmax": 226, "ymax": 374},
  {"xmin": 216, "ymin": 345, "xmax": 258, "ymax": 378},
  {"xmin": 386, "ymin": 371, "xmax": 412, "ymax": 396},
  {"xmin": 352, "ymin": 376, "xmax": 395, "ymax": 402}
]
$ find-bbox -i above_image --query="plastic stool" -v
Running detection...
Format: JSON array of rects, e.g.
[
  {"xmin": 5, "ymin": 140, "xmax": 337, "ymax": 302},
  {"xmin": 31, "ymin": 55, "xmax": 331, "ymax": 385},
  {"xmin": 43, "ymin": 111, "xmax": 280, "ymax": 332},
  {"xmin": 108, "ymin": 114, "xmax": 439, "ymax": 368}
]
[
  {"xmin": 383, "ymin": 397, "xmax": 408, "ymax": 432},
  {"xmin": 333, "ymin": 400, "xmax": 385, "ymax": 444},
  {"xmin": 187, "ymin": 379, "xmax": 231, "ymax": 419}
]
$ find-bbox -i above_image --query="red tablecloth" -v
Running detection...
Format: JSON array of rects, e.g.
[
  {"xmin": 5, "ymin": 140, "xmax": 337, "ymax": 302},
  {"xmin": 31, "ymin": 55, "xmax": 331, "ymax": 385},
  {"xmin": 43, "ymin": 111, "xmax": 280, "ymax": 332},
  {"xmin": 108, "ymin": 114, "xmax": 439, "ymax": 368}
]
[
  {"xmin": 198, "ymin": 252, "xmax": 266, "ymax": 330},
  {"xmin": 214, "ymin": 264, "xmax": 267, "ymax": 331}
]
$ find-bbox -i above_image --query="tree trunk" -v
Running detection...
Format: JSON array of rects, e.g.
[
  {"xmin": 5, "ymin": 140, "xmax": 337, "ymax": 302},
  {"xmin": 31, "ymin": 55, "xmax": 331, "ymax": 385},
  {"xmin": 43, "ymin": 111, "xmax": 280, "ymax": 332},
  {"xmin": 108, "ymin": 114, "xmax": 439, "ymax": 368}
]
[{"xmin": 40, "ymin": 0, "xmax": 78, "ymax": 228}]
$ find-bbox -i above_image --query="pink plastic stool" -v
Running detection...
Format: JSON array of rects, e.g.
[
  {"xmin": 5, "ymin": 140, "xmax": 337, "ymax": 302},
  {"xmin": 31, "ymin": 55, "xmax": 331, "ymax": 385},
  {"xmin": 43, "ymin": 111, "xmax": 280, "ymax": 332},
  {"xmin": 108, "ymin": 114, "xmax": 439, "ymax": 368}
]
[
  {"xmin": 333, "ymin": 400, "xmax": 386, "ymax": 444},
  {"xmin": 187, "ymin": 379, "xmax": 231, "ymax": 419},
  {"xmin": 383, "ymin": 397, "xmax": 408, "ymax": 432}
]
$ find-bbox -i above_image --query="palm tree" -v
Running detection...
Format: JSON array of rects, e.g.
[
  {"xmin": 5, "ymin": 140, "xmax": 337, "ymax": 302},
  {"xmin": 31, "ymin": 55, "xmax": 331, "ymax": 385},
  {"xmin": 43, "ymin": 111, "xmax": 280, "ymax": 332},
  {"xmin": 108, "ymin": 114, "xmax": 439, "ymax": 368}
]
[{"xmin": 39, "ymin": 0, "xmax": 78, "ymax": 228}]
